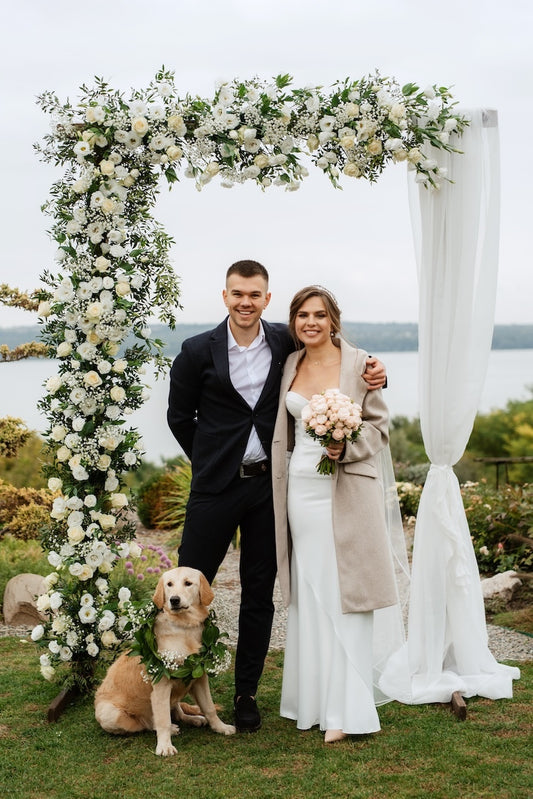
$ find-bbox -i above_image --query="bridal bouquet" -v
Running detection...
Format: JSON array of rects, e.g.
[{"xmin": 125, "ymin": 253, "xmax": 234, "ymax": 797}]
[{"xmin": 301, "ymin": 389, "xmax": 363, "ymax": 475}]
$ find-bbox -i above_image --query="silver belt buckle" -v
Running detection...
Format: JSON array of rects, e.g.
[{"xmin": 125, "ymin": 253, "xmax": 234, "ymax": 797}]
[{"xmin": 239, "ymin": 463, "xmax": 250, "ymax": 478}]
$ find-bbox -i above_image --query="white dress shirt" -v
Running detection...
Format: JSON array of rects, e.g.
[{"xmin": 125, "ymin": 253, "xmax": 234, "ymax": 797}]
[{"xmin": 227, "ymin": 320, "xmax": 272, "ymax": 463}]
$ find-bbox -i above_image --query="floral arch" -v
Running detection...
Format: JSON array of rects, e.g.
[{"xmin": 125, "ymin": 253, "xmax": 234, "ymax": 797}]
[{"xmin": 32, "ymin": 68, "xmax": 517, "ymax": 703}]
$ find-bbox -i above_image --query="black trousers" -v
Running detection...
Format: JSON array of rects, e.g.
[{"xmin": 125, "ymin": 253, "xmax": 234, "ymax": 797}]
[{"xmin": 178, "ymin": 471, "xmax": 277, "ymax": 697}]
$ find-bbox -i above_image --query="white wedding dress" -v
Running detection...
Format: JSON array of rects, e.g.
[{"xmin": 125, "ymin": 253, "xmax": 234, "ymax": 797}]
[{"xmin": 280, "ymin": 391, "xmax": 382, "ymax": 734}]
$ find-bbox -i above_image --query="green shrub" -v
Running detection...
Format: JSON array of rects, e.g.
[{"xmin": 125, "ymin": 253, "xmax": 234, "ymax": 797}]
[
  {"xmin": 153, "ymin": 461, "xmax": 192, "ymax": 530},
  {"xmin": 135, "ymin": 457, "xmax": 191, "ymax": 530},
  {"xmin": 0, "ymin": 481, "xmax": 54, "ymax": 540},
  {"xmin": 462, "ymin": 481, "xmax": 533, "ymax": 575},
  {"xmin": 0, "ymin": 431, "xmax": 49, "ymax": 489},
  {"xmin": 396, "ymin": 481, "xmax": 423, "ymax": 517}
]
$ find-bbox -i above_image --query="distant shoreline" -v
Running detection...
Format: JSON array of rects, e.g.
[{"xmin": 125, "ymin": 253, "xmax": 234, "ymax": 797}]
[{"xmin": 2, "ymin": 323, "xmax": 532, "ymax": 354}]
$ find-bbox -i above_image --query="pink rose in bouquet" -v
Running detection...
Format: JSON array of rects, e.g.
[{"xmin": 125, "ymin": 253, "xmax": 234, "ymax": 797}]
[{"xmin": 301, "ymin": 389, "xmax": 363, "ymax": 475}]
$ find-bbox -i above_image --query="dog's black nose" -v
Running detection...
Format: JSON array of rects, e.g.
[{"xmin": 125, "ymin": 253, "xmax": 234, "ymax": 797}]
[{"xmin": 170, "ymin": 595, "xmax": 182, "ymax": 609}]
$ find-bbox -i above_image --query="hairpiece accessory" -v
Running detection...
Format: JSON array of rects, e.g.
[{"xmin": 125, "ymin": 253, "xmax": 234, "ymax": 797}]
[{"xmin": 311, "ymin": 285, "xmax": 339, "ymax": 306}]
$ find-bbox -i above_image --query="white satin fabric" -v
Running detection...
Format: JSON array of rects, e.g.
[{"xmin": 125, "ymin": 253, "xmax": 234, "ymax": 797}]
[
  {"xmin": 380, "ymin": 110, "xmax": 520, "ymax": 703},
  {"xmin": 281, "ymin": 392, "xmax": 407, "ymax": 732}
]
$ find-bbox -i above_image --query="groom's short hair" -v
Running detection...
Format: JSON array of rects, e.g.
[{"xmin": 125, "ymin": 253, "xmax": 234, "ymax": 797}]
[{"xmin": 226, "ymin": 260, "xmax": 269, "ymax": 284}]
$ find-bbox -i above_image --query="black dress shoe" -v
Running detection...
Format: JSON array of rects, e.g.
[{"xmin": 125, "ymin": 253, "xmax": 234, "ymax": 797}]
[{"xmin": 234, "ymin": 695, "xmax": 261, "ymax": 732}]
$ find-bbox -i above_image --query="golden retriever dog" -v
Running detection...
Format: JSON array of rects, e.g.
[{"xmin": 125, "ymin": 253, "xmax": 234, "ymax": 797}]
[{"xmin": 94, "ymin": 566, "xmax": 235, "ymax": 756}]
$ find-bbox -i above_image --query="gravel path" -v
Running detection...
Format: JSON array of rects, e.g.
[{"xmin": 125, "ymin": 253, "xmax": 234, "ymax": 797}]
[{"xmin": 2, "ymin": 545, "xmax": 531, "ymax": 663}]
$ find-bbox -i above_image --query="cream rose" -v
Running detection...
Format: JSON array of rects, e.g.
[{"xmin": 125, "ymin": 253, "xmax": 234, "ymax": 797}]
[
  {"xmin": 115, "ymin": 281, "xmax": 131, "ymax": 297},
  {"xmin": 110, "ymin": 493, "xmax": 128, "ymax": 509},
  {"xmin": 110, "ymin": 385, "xmax": 126, "ymax": 402},
  {"xmin": 100, "ymin": 160, "xmax": 115, "ymax": 177},
  {"xmin": 343, "ymin": 163, "xmax": 362, "ymax": 178},
  {"xmin": 131, "ymin": 117, "xmax": 149, "ymax": 136},
  {"xmin": 84, "ymin": 371, "xmax": 103, "ymax": 388},
  {"xmin": 101, "ymin": 198, "xmax": 115, "ymax": 214},
  {"xmin": 38, "ymin": 300, "xmax": 52, "ymax": 318},
  {"xmin": 253, "ymin": 153, "xmax": 270, "ymax": 170},
  {"xmin": 166, "ymin": 145, "xmax": 183, "ymax": 161},
  {"xmin": 56, "ymin": 446, "xmax": 72, "ymax": 462},
  {"xmin": 366, "ymin": 138, "xmax": 383, "ymax": 156},
  {"xmin": 68, "ymin": 526, "xmax": 85, "ymax": 544},
  {"xmin": 97, "ymin": 454, "xmax": 112, "ymax": 471},
  {"xmin": 56, "ymin": 342, "xmax": 72, "ymax": 358}
]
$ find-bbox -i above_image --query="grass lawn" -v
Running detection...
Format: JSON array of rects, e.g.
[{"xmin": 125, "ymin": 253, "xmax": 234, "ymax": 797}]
[{"xmin": 0, "ymin": 637, "xmax": 531, "ymax": 799}]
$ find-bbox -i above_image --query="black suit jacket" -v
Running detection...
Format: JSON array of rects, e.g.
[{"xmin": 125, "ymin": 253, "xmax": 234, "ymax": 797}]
[{"xmin": 167, "ymin": 318, "xmax": 294, "ymax": 493}]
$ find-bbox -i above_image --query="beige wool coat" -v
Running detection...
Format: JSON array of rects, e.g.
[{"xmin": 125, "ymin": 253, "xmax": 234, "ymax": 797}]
[{"xmin": 271, "ymin": 339, "xmax": 398, "ymax": 614}]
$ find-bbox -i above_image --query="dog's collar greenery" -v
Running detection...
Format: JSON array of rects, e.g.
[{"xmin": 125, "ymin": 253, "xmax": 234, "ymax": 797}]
[{"xmin": 129, "ymin": 605, "xmax": 230, "ymax": 685}]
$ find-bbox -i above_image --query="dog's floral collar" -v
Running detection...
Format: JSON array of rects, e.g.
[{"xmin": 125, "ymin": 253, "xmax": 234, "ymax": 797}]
[{"xmin": 128, "ymin": 606, "xmax": 231, "ymax": 685}]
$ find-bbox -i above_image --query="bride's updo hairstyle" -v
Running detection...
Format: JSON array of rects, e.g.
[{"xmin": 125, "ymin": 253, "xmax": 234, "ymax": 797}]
[{"xmin": 288, "ymin": 285, "xmax": 342, "ymax": 348}]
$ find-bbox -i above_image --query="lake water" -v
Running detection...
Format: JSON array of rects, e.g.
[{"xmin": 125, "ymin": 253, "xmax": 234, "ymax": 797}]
[{"xmin": 2, "ymin": 350, "xmax": 532, "ymax": 464}]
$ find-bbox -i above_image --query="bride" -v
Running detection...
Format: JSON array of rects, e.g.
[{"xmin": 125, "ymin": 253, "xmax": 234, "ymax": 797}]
[{"xmin": 271, "ymin": 285, "xmax": 401, "ymax": 743}]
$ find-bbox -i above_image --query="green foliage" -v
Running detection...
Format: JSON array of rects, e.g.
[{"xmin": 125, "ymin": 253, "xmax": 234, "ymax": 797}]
[
  {"xmin": 0, "ymin": 637, "xmax": 531, "ymax": 799},
  {"xmin": 396, "ymin": 481, "xmax": 423, "ymax": 517},
  {"xmin": 0, "ymin": 431, "xmax": 49, "ymax": 488},
  {"xmin": 462, "ymin": 481, "xmax": 533, "ymax": 574},
  {"xmin": 467, "ymin": 393, "xmax": 533, "ymax": 484},
  {"xmin": 390, "ymin": 415, "xmax": 428, "ymax": 485},
  {"xmin": 135, "ymin": 457, "xmax": 191, "ymax": 530}
]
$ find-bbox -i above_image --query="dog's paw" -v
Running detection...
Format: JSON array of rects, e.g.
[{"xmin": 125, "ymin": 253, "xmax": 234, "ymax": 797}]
[
  {"xmin": 170, "ymin": 723, "xmax": 181, "ymax": 735},
  {"xmin": 215, "ymin": 722, "xmax": 236, "ymax": 736},
  {"xmin": 155, "ymin": 741, "xmax": 178, "ymax": 757}
]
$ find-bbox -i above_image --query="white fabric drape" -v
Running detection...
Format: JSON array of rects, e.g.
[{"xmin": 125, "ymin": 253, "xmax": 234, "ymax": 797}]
[{"xmin": 381, "ymin": 109, "xmax": 520, "ymax": 703}]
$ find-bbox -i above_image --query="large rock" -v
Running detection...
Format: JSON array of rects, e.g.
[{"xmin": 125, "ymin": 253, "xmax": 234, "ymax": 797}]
[
  {"xmin": 481, "ymin": 570, "xmax": 522, "ymax": 602},
  {"xmin": 3, "ymin": 573, "xmax": 47, "ymax": 626}
]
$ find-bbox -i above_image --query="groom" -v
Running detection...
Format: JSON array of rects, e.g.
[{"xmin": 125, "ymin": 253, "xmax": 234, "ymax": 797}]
[{"xmin": 167, "ymin": 260, "xmax": 386, "ymax": 732}]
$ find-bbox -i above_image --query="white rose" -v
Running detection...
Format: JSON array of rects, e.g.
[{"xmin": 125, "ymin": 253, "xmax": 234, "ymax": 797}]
[
  {"xmin": 68, "ymin": 526, "xmax": 85, "ymax": 544},
  {"xmin": 46, "ymin": 375, "xmax": 63, "ymax": 393},
  {"xmin": 101, "ymin": 198, "xmax": 115, "ymax": 214},
  {"xmin": 41, "ymin": 665, "xmax": 56, "ymax": 681},
  {"xmin": 56, "ymin": 446, "xmax": 71, "ymax": 462},
  {"xmin": 167, "ymin": 114, "xmax": 187, "ymax": 135},
  {"xmin": 48, "ymin": 477, "xmax": 63, "ymax": 492},
  {"xmin": 111, "ymin": 359, "xmax": 127, "ymax": 374},
  {"xmin": 97, "ymin": 454, "xmax": 112, "ymax": 471},
  {"xmin": 86, "ymin": 301, "xmax": 103, "ymax": 320},
  {"xmin": 366, "ymin": 139, "xmax": 383, "ymax": 156},
  {"xmin": 49, "ymin": 591, "xmax": 63, "ymax": 610},
  {"xmin": 128, "ymin": 541, "xmax": 142, "ymax": 558},
  {"xmin": 115, "ymin": 281, "xmax": 131, "ymax": 297},
  {"xmin": 131, "ymin": 117, "xmax": 149, "ymax": 136},
  {"xmin": 31, "ymin": 624, "xmax": 45, "ymax": 641},
  {"xmin": 100, "ymin": 159, "xmax": 115, "ymax": 176},
  {"xmin": 38, "ymin": 301, "xmax": 52, "ymax": 318},
  {"xmin": 110, "ymin": 493, "xmax": 128, "ymax": 509},
  {"xmin": 36, "ymin": 594, "xmax": 51, "ymax": 612},
  {"xmin": 95, "ymin": 256, "xmax": 111, "ymax": 273},
  {"xmin": 110, "ymin": 385, "xmax": 126, "ymax": 402},
  {"xmin": 51, "ymin": 425, "xmax": 67, "ymax": 442}
]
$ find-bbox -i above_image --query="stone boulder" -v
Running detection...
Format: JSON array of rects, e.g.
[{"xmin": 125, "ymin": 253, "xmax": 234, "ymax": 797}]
[
  {"xmin": 481, "ymin": 570, "xmax": 522, "ymax": 602},
  {"xmin": 3, "ymin": 573, "xmax": 47, "ymax": 626}
]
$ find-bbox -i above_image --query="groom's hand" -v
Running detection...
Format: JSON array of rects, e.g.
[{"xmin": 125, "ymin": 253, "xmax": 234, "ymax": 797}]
[{"xmin": 362, "ymin": 356, "xmax": 387, "ymax": 390}]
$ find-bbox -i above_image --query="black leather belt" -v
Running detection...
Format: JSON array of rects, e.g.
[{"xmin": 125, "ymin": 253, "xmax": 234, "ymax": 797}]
[{"xmin": 239, "ymin": 460, "xmax": 269, "ymax": 478}]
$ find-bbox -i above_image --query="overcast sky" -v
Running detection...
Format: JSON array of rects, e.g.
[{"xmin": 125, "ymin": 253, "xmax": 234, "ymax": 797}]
[{"xmin": 1, "ymin": 0, "xmax": 531, "ymax": 328}]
